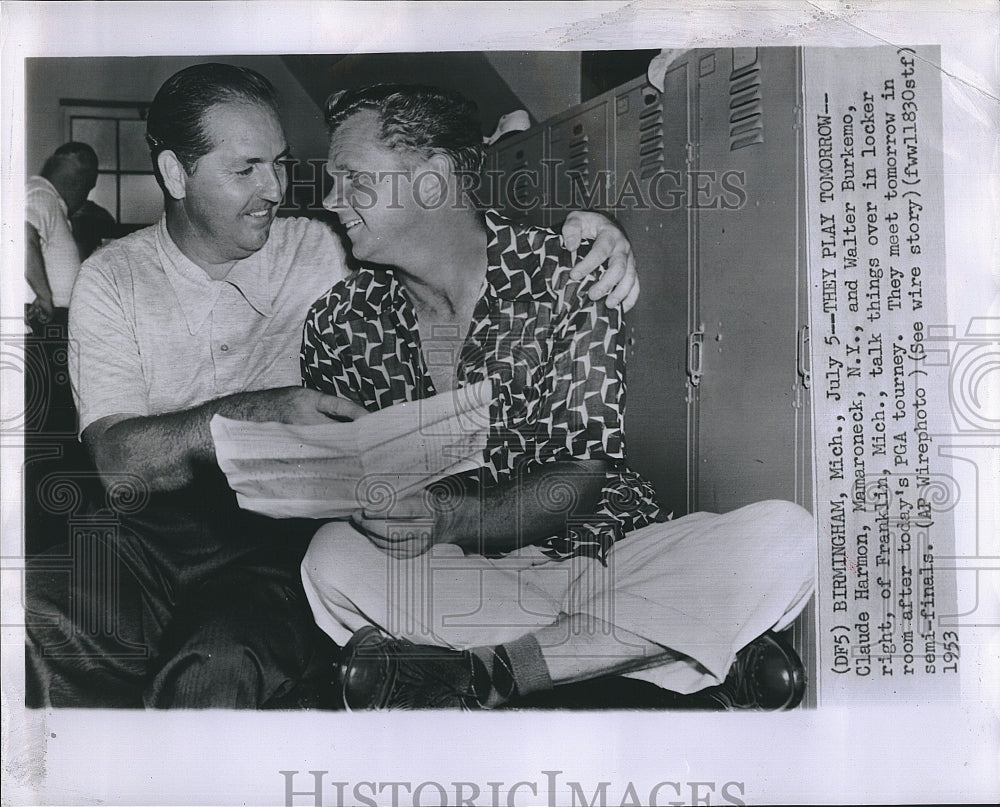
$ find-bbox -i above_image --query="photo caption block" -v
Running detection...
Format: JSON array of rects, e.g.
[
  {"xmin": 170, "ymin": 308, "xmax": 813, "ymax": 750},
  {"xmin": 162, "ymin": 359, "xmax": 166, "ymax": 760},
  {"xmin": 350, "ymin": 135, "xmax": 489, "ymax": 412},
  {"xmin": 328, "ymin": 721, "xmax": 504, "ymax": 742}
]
[{"xmin": 803, "ymin": 46, "xmax": 960, "ymax": 701}]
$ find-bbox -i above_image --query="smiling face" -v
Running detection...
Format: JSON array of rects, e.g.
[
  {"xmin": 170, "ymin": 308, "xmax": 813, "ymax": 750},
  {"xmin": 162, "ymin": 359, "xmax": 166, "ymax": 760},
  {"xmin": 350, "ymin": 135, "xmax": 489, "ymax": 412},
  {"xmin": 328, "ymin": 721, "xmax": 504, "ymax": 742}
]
[
  {"xmin": 323, "ymin": 110, "xmax": 429, "ymax": 267},
  {"xmin": 170, "ymin": 100, "xmax": 289, "ymax": 271}
]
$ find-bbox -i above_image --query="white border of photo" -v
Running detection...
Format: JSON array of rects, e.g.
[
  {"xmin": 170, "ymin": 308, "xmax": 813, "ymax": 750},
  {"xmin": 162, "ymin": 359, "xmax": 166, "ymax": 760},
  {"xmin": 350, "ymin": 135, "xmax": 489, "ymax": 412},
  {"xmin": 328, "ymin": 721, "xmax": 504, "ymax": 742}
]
[{"xmin": 2, "ymin": 3, "xmax": 997, "ymax": 805}]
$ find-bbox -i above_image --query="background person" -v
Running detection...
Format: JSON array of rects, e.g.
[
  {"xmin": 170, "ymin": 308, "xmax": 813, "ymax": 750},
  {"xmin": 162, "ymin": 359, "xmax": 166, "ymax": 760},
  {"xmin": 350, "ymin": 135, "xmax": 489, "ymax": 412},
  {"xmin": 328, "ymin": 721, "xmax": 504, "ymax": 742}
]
[
  {"xmin": 25, "ymin": 142, "xmax": 99, "ymax": 332},
  {"xmin": 23, "ymin": 143, "xmax": 101, "ymax": 556},
  {"xmin": 300, "ymin": 84, "xmax": 817, "ymax": 710},
  {"xmin": 70, "ymin": 199, "xmax": 117, "ymax": 261},
  {"xmin": 25, "ymin": 63, "xmax": 641, "ymax": 709}
]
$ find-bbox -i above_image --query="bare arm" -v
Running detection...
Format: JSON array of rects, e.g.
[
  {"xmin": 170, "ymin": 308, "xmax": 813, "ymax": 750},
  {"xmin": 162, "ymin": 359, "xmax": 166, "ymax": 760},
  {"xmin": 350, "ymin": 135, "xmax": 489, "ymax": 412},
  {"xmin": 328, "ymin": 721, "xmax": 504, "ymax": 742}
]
[
  {"xmin": 84, "ymin": 386, "xmax": 366, "ymax": 492},
  {"xmin": 355, "ymin": 460, "xmax": 608, "ymax": 558},
  {"xmin": 440, "ymin": 459, "xmax": 609, "ymax": 554},
  {"xmin": 25, "ymin": 223, "xmax": 54, "ymax": 321}
]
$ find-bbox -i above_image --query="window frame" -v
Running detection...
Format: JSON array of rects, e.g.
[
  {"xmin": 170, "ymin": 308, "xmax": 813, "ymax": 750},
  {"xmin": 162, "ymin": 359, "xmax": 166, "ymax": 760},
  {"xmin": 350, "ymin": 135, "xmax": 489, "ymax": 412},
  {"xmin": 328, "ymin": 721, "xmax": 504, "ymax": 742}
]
[{"xmin": 60, "ymin": 99, "xmax": 161, "ymax": 230}]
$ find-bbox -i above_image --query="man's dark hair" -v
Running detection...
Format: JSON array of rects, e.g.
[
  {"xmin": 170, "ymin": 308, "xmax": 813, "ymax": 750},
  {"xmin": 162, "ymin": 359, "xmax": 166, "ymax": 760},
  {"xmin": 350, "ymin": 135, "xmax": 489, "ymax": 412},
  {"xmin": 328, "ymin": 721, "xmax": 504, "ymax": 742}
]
[
  {"xmin": 325, "ymin": 84, "xmax": 485, "ymax": 175},
  {"xmin": 146, "ymin": 63, "xmax": 280, "ymax": 175},
  {"xmin": 42, "ymin": 142, "xmax": 99, "ymax": 177}
]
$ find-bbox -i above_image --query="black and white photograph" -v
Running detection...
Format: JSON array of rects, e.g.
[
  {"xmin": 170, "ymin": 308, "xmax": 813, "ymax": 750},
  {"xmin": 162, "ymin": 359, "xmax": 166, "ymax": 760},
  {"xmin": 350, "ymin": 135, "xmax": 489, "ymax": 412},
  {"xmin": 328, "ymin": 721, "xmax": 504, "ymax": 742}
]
[{"xmin": 2, "ymin": 2, "xmax": 997, "ymax": 805}]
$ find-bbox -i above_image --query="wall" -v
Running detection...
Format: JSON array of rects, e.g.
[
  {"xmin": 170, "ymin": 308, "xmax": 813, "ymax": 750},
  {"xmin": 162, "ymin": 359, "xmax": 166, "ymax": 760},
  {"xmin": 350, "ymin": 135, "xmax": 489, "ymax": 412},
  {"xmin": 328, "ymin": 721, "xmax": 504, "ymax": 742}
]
[
  {"xmin": 282, "ymin": 52, "xmax": 537, "ymax": 136},
  {"xmin": 24, "ymin": 55, "xmax": 329, "ymax": 175},
  {"xmin": 484, "ymin": 52, "xmax": 581, "ymax": 123}
]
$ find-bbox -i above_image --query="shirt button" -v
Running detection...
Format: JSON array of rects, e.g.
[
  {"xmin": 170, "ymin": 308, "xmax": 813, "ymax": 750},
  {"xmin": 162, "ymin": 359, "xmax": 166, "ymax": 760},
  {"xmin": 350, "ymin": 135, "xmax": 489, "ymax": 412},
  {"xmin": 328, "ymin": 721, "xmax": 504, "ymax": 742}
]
[{"xmin": 220, "ymin": 344, "xmax": 229, "ymax": 353}]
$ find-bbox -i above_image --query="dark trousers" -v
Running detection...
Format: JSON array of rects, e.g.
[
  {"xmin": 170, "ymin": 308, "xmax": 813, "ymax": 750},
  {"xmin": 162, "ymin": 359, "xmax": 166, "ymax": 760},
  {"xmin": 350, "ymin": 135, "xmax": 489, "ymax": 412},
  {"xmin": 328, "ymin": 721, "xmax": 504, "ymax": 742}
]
[
  {"xmin": 23, "ymin": 307, "xmax": 104, "ymax": 556},
  {"xmin": 25, "ymin": 476, "xmax": 337, "ymax": 709}
]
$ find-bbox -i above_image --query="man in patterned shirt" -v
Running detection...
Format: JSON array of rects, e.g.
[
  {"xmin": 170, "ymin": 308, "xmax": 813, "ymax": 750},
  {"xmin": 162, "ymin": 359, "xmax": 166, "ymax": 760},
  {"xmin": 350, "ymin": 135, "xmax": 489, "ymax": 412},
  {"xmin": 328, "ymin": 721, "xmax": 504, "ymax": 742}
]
[{"xmin": 300, "ymin": 84, "xmax": 816, "ymax": 710}]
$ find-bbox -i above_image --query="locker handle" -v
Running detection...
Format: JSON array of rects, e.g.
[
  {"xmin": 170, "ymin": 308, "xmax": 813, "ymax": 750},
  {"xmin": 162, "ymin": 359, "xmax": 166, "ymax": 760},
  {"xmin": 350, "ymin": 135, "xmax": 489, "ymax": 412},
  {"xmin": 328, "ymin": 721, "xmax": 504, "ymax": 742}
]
[
  {"xmin": 797, "ymin": 325, "xmax": 811, "ymax": 389},
  {"xmin": 687, "ymin": 330, "xmax": 704, "ymax": 387}
]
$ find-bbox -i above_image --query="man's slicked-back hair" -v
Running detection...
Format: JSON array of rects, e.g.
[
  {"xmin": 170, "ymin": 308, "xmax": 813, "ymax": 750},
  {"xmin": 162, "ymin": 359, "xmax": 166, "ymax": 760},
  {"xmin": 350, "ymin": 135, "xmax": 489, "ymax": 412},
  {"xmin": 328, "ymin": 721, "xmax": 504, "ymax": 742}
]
[
  {"xmin": 146, "ymin": 62, "xmax": 280, "ymax": 175},
  {"xmin": 325, "ymin": 84, "xmax": 485, "ymax": 175}
]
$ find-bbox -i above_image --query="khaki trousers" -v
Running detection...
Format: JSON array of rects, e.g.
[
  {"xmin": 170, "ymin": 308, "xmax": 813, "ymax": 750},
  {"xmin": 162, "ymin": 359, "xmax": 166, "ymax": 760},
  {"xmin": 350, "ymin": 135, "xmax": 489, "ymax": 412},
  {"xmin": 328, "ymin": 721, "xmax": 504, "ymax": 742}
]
[{"xmin": 302, "ymin": 500, "xmax": 816, "ymax": 693}]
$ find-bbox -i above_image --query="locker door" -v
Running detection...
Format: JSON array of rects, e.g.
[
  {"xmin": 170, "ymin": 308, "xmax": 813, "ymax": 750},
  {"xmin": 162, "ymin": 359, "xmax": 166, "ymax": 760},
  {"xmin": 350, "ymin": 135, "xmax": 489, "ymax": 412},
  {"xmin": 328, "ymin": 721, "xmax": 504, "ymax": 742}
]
[
  {"xmin": 787, "ymin": 45, "xmax": 816, "ymax": 704},
  {"xmin": 613, "ymin": 68, "xmax": 694, "ymax": 517},
  {"xmin": 546, "ymin": 95, "xmax": 613, "ymax": 227},
  {"xmin": 791, "ymin": 49, "xmax": 814, "ymax": 514},
  {"xmin": 491, "ymin": 127, "xmax": 547, "ymax": 228},
  {"xmin": 693, "ymin": 47, "xmax": 805, "ymax": 513}
]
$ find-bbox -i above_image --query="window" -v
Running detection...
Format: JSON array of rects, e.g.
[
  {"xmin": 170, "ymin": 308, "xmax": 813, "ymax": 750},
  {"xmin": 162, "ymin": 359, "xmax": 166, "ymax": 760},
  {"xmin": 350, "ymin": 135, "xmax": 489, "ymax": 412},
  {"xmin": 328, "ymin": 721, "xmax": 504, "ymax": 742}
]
[{"xmin": 61, "ymin": 101, "xmax": 163, "ymax": 229}]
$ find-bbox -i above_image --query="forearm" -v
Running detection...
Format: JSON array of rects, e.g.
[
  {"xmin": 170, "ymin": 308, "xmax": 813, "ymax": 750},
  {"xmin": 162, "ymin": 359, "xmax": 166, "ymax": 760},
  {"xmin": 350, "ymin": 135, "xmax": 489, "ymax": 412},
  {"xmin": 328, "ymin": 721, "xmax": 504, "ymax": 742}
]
[
  {"xmin": 86, "ymin": 386, "xmax": 319, "ymax": 492},
  {"xmin": 436, "ymin": 460, "xmax": 608, "ymax": 554},
  {"xmin": 25, "ymin": 225, "xmax": 53, "ymax": 303}
]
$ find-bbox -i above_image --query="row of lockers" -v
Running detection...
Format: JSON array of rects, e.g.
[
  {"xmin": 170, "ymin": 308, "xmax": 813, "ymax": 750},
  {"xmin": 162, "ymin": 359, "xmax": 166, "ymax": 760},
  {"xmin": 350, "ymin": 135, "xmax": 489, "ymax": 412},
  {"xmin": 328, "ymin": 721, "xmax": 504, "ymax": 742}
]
[{"xmin": 486, "ymin": 48, "xmax": 813, "ymax": 521}]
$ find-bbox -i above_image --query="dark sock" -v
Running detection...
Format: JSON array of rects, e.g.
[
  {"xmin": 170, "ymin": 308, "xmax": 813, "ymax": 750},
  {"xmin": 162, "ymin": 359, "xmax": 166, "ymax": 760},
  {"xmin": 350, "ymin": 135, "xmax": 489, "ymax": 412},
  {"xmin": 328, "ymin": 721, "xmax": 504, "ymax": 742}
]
[{"xmin": 469, "ymin": 634, "xmax": 553, "ymax": 708}]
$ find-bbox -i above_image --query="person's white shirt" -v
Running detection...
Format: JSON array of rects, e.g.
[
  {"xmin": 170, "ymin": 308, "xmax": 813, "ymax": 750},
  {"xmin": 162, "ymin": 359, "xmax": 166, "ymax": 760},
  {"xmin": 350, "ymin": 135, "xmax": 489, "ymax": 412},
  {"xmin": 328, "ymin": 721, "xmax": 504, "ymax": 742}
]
[
  {"xmin": 69, "ymin": 215, "xmax": 348, "ymax": 433},
  {"xmin": 25, "ymin": 175, "xmax": 81, "ymax": 308}
]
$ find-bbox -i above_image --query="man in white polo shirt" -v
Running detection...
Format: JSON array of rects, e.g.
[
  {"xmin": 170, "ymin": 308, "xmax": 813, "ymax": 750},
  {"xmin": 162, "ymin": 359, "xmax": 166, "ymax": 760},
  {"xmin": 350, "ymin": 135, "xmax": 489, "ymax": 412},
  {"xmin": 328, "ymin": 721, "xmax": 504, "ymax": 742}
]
[
  {"xmin": 23, "ymin": 143, "xmax": 101, "ymax": 556},
  {"xmin": 25, "ymin": 142, "xmax": 99, "ymax": 330},
  {"xmin": 25, "ymin": 63, "xmax": 638, "ymax": 708}
]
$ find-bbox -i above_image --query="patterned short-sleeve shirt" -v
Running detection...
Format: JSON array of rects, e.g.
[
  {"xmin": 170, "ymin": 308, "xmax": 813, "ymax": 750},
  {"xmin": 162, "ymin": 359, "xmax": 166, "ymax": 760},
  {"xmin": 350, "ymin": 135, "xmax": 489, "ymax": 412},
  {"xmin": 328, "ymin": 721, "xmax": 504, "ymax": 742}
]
[{"xmin": 301, "ymin": 209, "xmax": 659, "ymax": 562}]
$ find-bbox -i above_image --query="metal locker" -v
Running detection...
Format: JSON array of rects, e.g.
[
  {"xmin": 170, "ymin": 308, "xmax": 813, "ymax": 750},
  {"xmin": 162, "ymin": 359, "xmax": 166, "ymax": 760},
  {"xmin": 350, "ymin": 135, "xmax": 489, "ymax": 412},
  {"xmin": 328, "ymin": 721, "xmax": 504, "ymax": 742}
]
[
  {"xmin": 690, "ymin": 47, "xmax": 809, "ymax": 514},
  {"xmin": 490, "ymin": 126, "xmax": 547, "ymax": 228},
  {"xmin": 613, "ymin": 68, "xmax": 694, "ymax": 517},
  {"xmin": 788, "ymin": 48, "xmax": 817, "ymax": 705},
  {"xmin": 483, "ymin": 49, "xmax": 818, "ymax": 705},
  {"xmin": 791, "ymin": 46, "xmax": 813, "ymax": 513},
  {"xmin": 692, "ymin": 46, "xmax": 816, "ymax": 704},
  {"xmin": 484, "ymin": 48, "xmax": 813, "ymax": 519},
  {"xmin": 546, "ymin": 93, "xmax": 614, "ymax": 227}
]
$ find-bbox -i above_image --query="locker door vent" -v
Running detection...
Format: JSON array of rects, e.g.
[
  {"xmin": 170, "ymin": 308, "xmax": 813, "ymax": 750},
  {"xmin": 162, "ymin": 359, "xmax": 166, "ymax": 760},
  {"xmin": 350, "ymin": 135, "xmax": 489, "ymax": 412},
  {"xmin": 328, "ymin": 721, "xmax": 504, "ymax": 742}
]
[
  {"xmin": 728, "ymin": 55, "xmax": 764, "ymax": 151},
  {"xmin": 568, "ymin": 122, "xmax": 591, "ymax": 181},
  {"xmin": 638, "ymin": 95, "xmax": 665, "ymax": 180},
  {"xmin": 508, "ymin": 149, "xmax": 535, "ymax": 209}
]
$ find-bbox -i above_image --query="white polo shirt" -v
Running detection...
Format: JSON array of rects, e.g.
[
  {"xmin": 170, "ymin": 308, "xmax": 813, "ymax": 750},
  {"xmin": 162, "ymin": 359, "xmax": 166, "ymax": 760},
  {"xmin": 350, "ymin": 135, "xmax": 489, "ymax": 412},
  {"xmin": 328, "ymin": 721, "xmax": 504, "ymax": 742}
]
[
  {"xmin": 26, "ymin": 176, "xmax": 81, "ymax": 307},
  {"xmin": 69, "ymin": 215, "xmax": 348, "ymax": 433}
]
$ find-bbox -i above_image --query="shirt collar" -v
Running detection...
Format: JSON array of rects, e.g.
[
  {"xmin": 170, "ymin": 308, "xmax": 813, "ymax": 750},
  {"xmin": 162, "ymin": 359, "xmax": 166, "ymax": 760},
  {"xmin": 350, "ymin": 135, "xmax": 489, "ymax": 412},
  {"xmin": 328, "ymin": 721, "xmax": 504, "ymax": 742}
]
[
  {"xmin": 154, "ymin": 216, "xmax": 274, "ymax": 334},
  {"xmin": 342, "ymin": 209, "xmax": 550, "ymax": 324}
]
